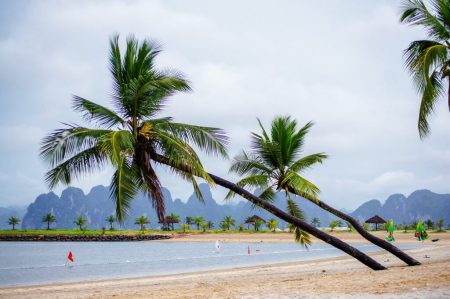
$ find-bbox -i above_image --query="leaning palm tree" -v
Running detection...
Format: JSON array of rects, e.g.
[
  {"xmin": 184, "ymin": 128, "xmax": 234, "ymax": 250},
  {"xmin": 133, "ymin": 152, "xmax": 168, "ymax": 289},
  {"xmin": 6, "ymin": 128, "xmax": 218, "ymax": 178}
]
[
  {"xmin": 400, "ymin": 0, "xmax": 450, "ymax": 138},
  {"xmin": 8, "ymin": 216, "xmax": 20, "ymax": 230},
  {"xmin": 74, "ymin": 215, "xmax": 87, "ymax": 230},
  {"xmin": 227, "ymin": 116, "xmax": 420, "ymax": 266},
  {"xmin": 106, "ymin": 215, "xmax": 116, "ymax": 230},
  {"xmin": 135, "ymin": 215, "xmax": 149, "ymax": 231},
  {"xmin": 40, "ymin": 35, "xmax": 228, "ymax": 223},
  {"xmin": 42, "ymin": 213, "xmax": 56, "ymax": 230}
]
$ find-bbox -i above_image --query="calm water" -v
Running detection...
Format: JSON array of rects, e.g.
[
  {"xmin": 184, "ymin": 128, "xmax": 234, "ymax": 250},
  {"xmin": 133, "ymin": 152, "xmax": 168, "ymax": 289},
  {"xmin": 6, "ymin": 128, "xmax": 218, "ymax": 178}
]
[{"xmin": 0, "ymin": 241, "xmax": 419, "ymax": 286}]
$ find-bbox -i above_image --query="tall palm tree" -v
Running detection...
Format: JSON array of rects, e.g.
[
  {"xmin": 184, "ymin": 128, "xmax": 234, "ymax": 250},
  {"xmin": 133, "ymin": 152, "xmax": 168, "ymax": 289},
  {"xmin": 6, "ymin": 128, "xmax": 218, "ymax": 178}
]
[
  {"xmin": 227, "ymin": 116, "xmax": 420, "ymax": 266},
  {"xmin": 135, "ymin": 215, "xmax": 149, "ymax": 231},
  {"xmin": 8, "ymin": 216, "xmax": 20, "ymax": 230},
  {"xmin": 42, "ymin": 213, "xmax": 56, "ymax": 230},
  {"xmin": 194, "ymin": 216, "xmax": 205, "ymax": 230},
  {"xmin": 106, "ymin": 215, "xmax": 116, "ymax": 230},
  {"xmin": 74, "ymin": 215, "xmax": 87, "ymax": 230},
  {"xmin": 40, "ymin": 35, "xmax": 228, "ymax": 223},
  {"xmin": 400, "ymin": 0, "xmax": 450, "ymax": 138}
]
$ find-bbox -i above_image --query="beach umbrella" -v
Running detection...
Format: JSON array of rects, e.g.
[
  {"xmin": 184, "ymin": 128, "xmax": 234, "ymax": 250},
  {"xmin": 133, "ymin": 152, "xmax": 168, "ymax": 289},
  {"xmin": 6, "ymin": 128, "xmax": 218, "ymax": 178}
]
[
  {"xmin": 245, "ymin": 215, "xmax": 266, "ymax": 231},
  {"xmin": 365, "ymin": 215, "xmax": 387, "ymax": 231}
]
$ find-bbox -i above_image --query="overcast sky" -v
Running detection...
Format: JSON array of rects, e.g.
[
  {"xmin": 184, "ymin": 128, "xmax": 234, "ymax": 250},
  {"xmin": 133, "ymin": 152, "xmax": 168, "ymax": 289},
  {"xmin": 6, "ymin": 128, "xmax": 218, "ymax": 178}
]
[{"xmin": 0, "ymin": 0, "xmax": 449, "ymax": 210}]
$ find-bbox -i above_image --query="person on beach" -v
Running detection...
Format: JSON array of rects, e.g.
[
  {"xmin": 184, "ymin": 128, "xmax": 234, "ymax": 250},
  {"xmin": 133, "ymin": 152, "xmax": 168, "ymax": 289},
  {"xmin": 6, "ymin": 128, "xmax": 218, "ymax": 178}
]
[
  {"xmin": 415, "ymin": 221, "xmax": 429, "ymax": 242},
  {"xmin": 385, "ymin": 220, "xmax": 395, "ymax": 242}
]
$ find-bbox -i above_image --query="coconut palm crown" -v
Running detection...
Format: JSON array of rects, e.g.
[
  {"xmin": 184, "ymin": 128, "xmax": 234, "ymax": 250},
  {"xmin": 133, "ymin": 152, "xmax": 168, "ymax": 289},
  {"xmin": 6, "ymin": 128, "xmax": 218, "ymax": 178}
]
[
  {"xmin": 400, "ymin": 0, "xmax": 450, "ymax": 138},
  {"xmin": 40, "ymin": 35, "xmax": 228, "ymax": 223},
  {"xmin": 227, "ymin": 116, "xmax": 327, "ymax": 246}
]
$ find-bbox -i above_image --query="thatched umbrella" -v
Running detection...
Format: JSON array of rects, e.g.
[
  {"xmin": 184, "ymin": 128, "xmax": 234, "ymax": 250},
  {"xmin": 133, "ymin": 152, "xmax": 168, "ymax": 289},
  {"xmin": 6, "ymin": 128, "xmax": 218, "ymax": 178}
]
[
  {"xmin": 365, "ymin": 215, "xmax": 386, "ymax": 231},
  {"xmin": 159, "ymin": 215, "xmax": 179, "ymax": 231},
  {"xmin": 245, "ymin": 215, "xmax": 266, "ymax": 231}
]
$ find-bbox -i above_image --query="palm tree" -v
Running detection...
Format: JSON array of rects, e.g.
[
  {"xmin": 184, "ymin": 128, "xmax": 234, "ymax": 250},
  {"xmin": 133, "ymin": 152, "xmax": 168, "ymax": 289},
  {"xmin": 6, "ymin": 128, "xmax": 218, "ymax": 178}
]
[
  {"xmin": 40, "ymin": 35, "xmax": 228, "ymax": 224},
  {"xmin": 329, "ymin": 220, "xmax": 342, "ymax": 232},
  {"xmin": 180, "ymin": 223, "xmax": 189, "ymax": 233},
  {"xmin": 185, "ymin": 216, "xmax": 194, "ymax": 229},
  {"xmin": 194, "ymin": 216, "xmax": 205, "ymax": 230},
  {"xmin": 206, "ymin": 221, "xmax": 214, "ymax": 230},
  {"xmin": 169, "ymin": 213, "xmax": 180, "ymax": 230},
  {"xmin": 74, "ymin": 215, "xmax": 87, "ymax": 230},
  {"xmin": 437, "ymin": 219, "xmax": 445, "ymax": 231},
  {"xmin": 8, "ymin": 216, "xmax": 20, "ymax": 230},
  {"xmin": 311, "ymin": 217, "xmax": 321, "ymax": 228},
  {"xmin": 200, "ymin": 221, "xmax": 208, "ymax": 232},
  {"xmin": 227, "ymin": 116, "xmax": 420, "ymax": 266},
  {"xmin": 135, "ymin": 215, "xmax": 149, "ymax": 231},
  {"xmin": 42, "ymin": 213, "xmax": 56, "ymax": 230},
  {"xmin": 153, "ymin": 153, "xmax": 388, "ymax": 270},
  {"xmin": 400, "ymin": 0, "xmax": 450, "ymax": 138},
  {"xmin": 267, "ymin": 218, "xmax": 279, "ymax": 232},
  {"xmin": 221, "ymin": 215, "xmax": 235, "ymax": 230},
  {"xmin": 106, "ymin": 215, "xmax": 116, "ymax": 230},
  {"xmin": 425, "ymin": 219, "xmax": 434, "ymax": 230}
]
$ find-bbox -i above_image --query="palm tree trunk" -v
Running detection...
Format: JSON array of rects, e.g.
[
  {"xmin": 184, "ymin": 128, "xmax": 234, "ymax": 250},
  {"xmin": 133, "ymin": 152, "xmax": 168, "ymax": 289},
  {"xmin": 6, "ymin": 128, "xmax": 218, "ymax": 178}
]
[
  {"xmin": 47, "ymin": 221, "xmax": 50, "ymax": 230},
  {"xmin": 152, "ymin": 154, "xmax": 386, "ymax": 270},
  {"xmin": 289, "ymin": 187, "xmax": 420, "ymax": 266}
]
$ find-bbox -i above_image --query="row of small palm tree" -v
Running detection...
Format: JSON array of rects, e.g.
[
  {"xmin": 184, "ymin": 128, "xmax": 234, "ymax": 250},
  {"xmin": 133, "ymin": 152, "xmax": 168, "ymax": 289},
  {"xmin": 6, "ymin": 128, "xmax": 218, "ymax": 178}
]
[{"xmin": 39, "ymin": 34, "xmax": 416, "ymax": 270}]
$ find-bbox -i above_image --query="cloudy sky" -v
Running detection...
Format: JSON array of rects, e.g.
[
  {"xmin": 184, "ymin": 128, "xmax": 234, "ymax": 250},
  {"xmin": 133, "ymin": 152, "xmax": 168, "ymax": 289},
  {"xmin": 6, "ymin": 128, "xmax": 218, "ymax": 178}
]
[{"xmin": 0, "ymin": 0, "xmax": 449, "ymax": 210}]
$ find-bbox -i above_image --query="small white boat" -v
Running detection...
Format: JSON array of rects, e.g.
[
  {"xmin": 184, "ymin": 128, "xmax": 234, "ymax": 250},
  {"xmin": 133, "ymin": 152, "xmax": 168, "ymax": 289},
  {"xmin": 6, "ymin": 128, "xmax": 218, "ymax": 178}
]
[{"xmin": 215, "ymin": 240, "xmax": 220, "ymax": 253}]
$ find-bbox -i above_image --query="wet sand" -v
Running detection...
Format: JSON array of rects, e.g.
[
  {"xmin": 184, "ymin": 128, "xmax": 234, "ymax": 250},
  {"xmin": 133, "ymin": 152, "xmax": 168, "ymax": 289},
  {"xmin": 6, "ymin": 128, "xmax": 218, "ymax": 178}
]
[{"xmin": 1, "ymin": 231, "xmax": 449, "ymax": 298}]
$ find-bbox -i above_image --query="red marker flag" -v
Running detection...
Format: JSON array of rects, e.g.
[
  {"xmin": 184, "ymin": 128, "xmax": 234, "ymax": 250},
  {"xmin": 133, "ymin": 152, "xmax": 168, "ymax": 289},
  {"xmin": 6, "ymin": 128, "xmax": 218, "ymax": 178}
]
[{"xmin": 68, "ymin": 251, "xmax": 74, "ymax": 262}]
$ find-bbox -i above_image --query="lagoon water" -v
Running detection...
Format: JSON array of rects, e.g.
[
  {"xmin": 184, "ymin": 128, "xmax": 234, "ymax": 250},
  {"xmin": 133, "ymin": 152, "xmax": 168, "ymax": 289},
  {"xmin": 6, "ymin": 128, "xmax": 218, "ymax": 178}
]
[{"xmin": 0, "ymin": 241, "xmax": 419, "ymax": 286}]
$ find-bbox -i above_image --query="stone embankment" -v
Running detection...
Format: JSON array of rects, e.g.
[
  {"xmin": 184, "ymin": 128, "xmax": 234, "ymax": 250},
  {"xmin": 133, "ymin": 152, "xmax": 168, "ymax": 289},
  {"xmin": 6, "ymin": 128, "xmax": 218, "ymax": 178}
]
[{"xmin": 0, "ymin": 234, "xmax": 172, "ymax": 241}]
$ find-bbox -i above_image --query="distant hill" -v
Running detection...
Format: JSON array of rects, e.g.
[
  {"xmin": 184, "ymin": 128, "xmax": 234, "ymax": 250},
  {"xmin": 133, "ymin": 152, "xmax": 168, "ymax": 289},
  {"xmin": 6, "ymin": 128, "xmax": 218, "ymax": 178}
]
[
  {"xmin": 350, "ymin": 189, "xmax": 450, "ymax": 225},
  {"xmin": 6, "ymin": 185, "xmax": 450, "ymax": 230}
]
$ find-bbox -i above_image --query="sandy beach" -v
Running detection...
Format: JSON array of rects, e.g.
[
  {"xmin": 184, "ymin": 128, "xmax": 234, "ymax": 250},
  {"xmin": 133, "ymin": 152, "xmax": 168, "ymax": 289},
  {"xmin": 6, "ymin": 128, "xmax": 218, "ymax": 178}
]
[{"xmin": 1, "ymin": 231, "xmax": 449, "ymax": 299}]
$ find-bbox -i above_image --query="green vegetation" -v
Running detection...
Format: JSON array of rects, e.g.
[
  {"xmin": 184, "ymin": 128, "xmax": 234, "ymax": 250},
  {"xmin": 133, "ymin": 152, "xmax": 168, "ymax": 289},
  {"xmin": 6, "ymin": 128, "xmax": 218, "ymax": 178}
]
[
  {"xmin": 194, "ymin": 216, "xmax": 205, "ymax": 230},
  {"xmin": 8, "ymin": 216, "xmax": 20, "ymax": 230},
  {"xmin": 267, "ymin": 218, "xmax": 279, "ymax": 232},
  {"xmin": 437, "ymin": 219, "xmax": 445, "ymax": 232},
  {"xmin": 425, "ymin": 219, "xmax": 435, "ymax": 230},
  {"xmin": 40, "ymin": 35, "xmax": 228, "ymax": 225},
  {"xmin": 42, "ymin": 213, "xmax": 56, "ymax": 230},
  {"xmin": 135, "ymin": 215, "xmax": 150, "ymax": 231},
  {"xmin": 329, "ymin": 220, "xmax": 343, "ymax": 232},
  {"xmin": 311, "ymin": 217, "xmax": 320, "ymax": 228},
  {"xmin": 106, "ymin": 215, "xmax": 116, "ymax": 230},
  {"xmin": 220, "ymin": 216, "xmax": 235, "ymax": 231},
  {"xmin": 74, "ymin": 215, "xmax": 87, "ymax": 231},
  {"xmin": 400, "ymin": 0, "xmax": 450, "ymax": 138}
]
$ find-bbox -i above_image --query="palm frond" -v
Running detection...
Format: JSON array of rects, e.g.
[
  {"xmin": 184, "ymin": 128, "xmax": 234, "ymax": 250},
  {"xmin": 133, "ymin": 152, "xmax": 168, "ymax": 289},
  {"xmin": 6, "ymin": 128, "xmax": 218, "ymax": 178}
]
[
  {"xmin": 73, "ymin": 96, "xmax": 125, "ymax": 128},
  {"xmin": 98, "ymin": 130, "xmax": 134, "ymax": 165},
  {"xmin": 286, "ymin": 194, "xmax": 311, "ymax": 248},
  {"xmin": 282, "ymin": 170, "xmax": 321, "ymax": 198},
  {"xmin": 153, "ymin": 121, "xmax": 229, "ymax": 158},
  {"xmin": 289, "ymin": 153, "xmax": 328, "ymax": 173},
  {"xmin": 400, "ymin": 0, "xmax": 450, "ymax": 40},
  {"xmin": 40, "ymin": 125, "xmax": 112, "ymax": 167},
  {"xmin": 229, "ymin": 151, "xmax": 272, "ymax": 176},
  {"xmin": 225, "ymin": 174, "xmax": 270, "ymax": 200},
  {"xmin": 418, "ymin": 70, "xmax": 445, "ymax": 137},
  {"xmin": 44, "ymin": 145, "xmax": 108, "ymax": 189},
  {"xmin": 110, "ymin": 154, "xmax": 138, "ymax": 223}
]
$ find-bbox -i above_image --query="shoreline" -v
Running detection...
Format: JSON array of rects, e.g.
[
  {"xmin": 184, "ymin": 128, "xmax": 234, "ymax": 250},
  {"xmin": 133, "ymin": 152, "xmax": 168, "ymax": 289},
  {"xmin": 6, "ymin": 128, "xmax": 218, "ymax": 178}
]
[{"xmin": 1, "ymin": 232, "xmax": 449, "ymax": 298}]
